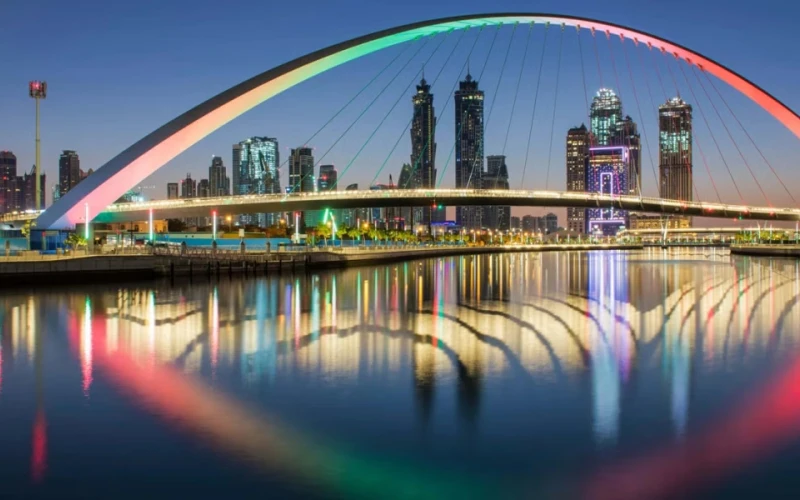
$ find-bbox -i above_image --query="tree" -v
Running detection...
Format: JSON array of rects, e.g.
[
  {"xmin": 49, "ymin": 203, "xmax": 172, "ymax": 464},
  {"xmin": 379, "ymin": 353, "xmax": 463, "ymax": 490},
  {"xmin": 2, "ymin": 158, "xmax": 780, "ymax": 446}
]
[
  {"xmin": 316, "ymin": 222, "xmax": 332, "ymax": 246},
  {"xmin": 65, "ymin": 233, "xmax": 87, "ymax": 250},
  {"xmin": 336, "ymin": 226, "xmax": 348, "ymax": 242},
  {"xmin": 347, "ymin": 226, "xmax": 360, "ymax": 245}
]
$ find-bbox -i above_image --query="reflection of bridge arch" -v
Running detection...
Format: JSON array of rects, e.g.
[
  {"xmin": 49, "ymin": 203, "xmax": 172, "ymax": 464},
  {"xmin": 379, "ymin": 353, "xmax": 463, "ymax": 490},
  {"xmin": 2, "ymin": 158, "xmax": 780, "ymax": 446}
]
[{"xmin": 37, "ymin": 13, "xmax": 800, "ymax": 230}]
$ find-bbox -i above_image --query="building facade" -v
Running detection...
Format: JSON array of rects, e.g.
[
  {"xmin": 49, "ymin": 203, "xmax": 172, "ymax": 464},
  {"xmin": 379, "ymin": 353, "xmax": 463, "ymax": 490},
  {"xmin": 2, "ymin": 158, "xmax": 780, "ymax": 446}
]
[
  {"xmin": 659, "ymin": 97, "xmax": 693, "ymax": 226},
  {"xmin": 18, "ymin": 166, "xmax": 46, "ymax": 212},
  {"xmin": 208, "ymin": 156, "xmax": 230, "ymax": 197},
  {"xmin": 289, "ymin": 147, "xmax": 315, "ymax": 229},
  {"xmin": 234, "ymin": 137, "xmax": 280, "ymax": 227},
  {"xmin": 454, "ymin": 73, "xmax": 484, "ymax": 230},
  {"xmin": 483, "ymin": 155, "xmax": 510, "ymax": 231},
  {"xmin": 167, "ymin": 183, "xmax": 179, "ymax": 200},
  {"xmin": 0, "ymin": 151, "xmax": 17, "ymax": 214},
  {"xmin": 410, "ymin": 77, "xmax": 438, "ymax": 225},
  {"xmin": 58, "ymin": 150, "xmax": 81, "ymax": 198},
  {"xmin": 566, "ymin": 125, "xmax": 590, "ymax": 233}
]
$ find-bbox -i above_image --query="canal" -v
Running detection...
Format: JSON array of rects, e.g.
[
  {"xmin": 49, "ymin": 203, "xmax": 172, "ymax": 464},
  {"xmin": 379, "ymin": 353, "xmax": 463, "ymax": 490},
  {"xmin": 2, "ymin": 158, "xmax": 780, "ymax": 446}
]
[{"xmin": 1, "ymin": 248, "xmax": 799, "ymax": 499}]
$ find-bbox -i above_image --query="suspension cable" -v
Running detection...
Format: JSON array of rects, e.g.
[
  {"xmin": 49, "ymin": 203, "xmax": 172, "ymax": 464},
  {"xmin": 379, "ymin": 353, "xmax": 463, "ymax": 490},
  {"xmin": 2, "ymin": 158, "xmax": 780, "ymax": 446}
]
[
  {"xmin": 333, "ymin": 33, "xmax": 456, "ymax": 190},
  {"xmin": 544, "ymin": 25, "xmax": 565, "ymax": 191},
  {"xmin": 520, "ymin": 23, "xmax": 550, "ymax": 188},
  {"xmin": 484, "ymin": 22, "xmax": 518, "ymax": 136},
  {"xmin": 645, "ymin": 45, "xmax": 720, "ymax": 203},
  {"xmin": 604, "ymin": 30, "xmax": 631, "ymax": 202},
  {"xmin": 369, "ymin": 26, "xmax": 468, "ymax": 187},
  {"xmin": 501, "ymin": 22, "xmax": 534, "ymax": 157},
  {"xmin": 576, "ymin": 26, "xmax": 591, "ymax": 128},
  {"xmin": 621, "ymin": 38, "xmax": 659, "ymax": 195},
  {"xmin": 285, "ymin": 34, "xmax": 433, "ymax": 196},
  {"xmin": 275, "ymin": 36, "xmax": 420, "ymax": 195},
  {"xmin": 400, "ymin": 24, "xmax": 492, "ymax": 189},
  {"xmin": 699, "ymin": 69, "xmax": 796, "ymax": 205},
  {"xmin": 668, "ymin": 52, "xmax": 745, "ymax": 205},
  {"xmin": 690, "ymin": 64, "xmax": 771, "ymax": 207}
]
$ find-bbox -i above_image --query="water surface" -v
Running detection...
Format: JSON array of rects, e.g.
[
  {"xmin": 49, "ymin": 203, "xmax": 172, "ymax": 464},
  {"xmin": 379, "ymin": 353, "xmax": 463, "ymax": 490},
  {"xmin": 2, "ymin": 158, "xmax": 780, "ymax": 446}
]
[{"xmin": 2, "ymin": 248, "xmax": 800, "ymax": 499}]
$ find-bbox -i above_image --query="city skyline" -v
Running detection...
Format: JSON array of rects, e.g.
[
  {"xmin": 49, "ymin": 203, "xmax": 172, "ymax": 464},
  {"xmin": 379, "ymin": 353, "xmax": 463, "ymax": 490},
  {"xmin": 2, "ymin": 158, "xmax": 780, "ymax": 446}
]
[{"xmin": 1, "ymin": 1, "xmax": 798, "ymax": 227}]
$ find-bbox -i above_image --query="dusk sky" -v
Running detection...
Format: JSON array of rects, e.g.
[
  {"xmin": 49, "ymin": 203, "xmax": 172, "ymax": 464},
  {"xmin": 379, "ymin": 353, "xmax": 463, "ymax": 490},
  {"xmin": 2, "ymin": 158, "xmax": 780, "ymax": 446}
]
[{"xmin": 2, "ymin": 0, "xmax": 798, "ymax": 221}]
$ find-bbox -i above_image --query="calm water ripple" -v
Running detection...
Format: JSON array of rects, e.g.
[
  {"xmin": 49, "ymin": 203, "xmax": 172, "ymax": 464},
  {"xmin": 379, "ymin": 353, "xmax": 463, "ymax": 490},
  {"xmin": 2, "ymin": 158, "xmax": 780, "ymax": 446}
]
[{"xmin": 2, "ymin": 248, "xmax": 800, "ymax": 499}]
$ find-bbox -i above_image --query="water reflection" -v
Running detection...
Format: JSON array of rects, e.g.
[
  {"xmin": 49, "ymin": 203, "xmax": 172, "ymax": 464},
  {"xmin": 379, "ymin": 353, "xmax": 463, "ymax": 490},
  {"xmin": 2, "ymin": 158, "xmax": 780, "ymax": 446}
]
[{"xmin": 1, "ymin": 249, "xmax": 800, "ymax": 498}]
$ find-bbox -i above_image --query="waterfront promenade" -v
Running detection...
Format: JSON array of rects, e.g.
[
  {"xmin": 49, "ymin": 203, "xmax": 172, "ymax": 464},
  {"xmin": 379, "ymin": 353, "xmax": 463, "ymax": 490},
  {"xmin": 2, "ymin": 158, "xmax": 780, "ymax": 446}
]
[{"xmin": 0, "ymin": 243, "xmax": 644, "ymax": 286}]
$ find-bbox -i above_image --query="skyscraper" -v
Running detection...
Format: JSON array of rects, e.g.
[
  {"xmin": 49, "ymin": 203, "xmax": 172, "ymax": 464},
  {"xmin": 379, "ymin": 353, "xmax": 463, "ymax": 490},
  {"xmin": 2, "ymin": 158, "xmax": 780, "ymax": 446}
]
[
  {"xmin": 483, "ymin": 155, "xmax": 510, "ymax": 231},
  {"xmin": 586, "ymin": 89, "xmax": 637, "ymax": 235},
  {"xmin": 590, "ymin": 89, "xmax": 622, "ymax": 147},
  {"xmin": 58, "ymin": 150, "xmax": 81, "ymax": 197},
  {"xmin": 167, "ymin": 183, "xmax": 179, "ymax": 200},
  {"xmin": 197, "ymin": 179, "xmax": 210, "ymax": 198},
  {"xmin": 411, "ymin": 76, "xmax": 437, "ymax": 225},
  {"xmin": 341, "ymin": 183, "xmax": 368, "ymax": 227},
  {"xmin": 18, "ymin": 166, "xmax": 46, "ymax": 211},
  {"xmin": 0, "ymin": 151, "xmax": 17, "ymax": 214},
  {"xmin": 208, "ymin": 156, "xmax": 230, "ymax": 197},
  {"xmin": 566, "ymin": 125, "xmax": 590, "ymax": 233},
  {"xmin": 313, "ymin": 164, "xmax": 338, "ymax": 226},
  {"xmin": 234, "ymin": 137, "xmax": 280, "ymax": 227},
  {"xmin": 397, "ymin": 163, "xmax": 413, "ymax": 226},
  {"xmin": 289, "ymin": 147, "xmax": 315, "ymax": 229},
  {"xmin": 454, "ymin": 73, "xmax": 484, "ymax": 230},
  {"xmin": 180, "ymin": 173, "xmax": 197, "ymax": 198},
  {"xmin": 659, "ymin": 97, "xmax": 693, "ymax": 226}
]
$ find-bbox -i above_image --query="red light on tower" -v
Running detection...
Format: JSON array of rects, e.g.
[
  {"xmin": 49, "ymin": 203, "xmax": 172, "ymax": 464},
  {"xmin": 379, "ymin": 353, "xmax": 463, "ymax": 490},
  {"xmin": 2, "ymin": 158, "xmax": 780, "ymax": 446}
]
[{"xmin": 29, "ymin": 81, "xmax": 47, "ymax": 99}]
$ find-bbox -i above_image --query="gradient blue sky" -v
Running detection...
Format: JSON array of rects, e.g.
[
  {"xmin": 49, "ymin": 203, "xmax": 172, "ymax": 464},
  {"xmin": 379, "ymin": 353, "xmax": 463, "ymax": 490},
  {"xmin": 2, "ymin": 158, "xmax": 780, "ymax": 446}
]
[{"xmin": 2, "ymin": 0, "xmax": 798, "ymax": 221}]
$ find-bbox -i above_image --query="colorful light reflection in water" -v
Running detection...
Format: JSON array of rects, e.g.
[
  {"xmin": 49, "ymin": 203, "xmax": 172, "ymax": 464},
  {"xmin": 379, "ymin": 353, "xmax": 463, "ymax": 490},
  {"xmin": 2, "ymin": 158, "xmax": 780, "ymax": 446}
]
[{"xmin": 1, "ymin": 249, "xmax": 800, "ymax": 498}]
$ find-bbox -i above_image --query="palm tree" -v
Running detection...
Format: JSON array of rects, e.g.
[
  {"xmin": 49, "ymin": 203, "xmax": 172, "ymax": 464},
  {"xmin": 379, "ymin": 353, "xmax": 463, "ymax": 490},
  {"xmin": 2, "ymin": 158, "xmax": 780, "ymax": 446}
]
[
  {"xmin": 316, "ymin": 222, "xmax": 332, "ymax": 247},
  {"xmin": 65, "ymin": 233, "xmax": 87, "ymax": 251}
]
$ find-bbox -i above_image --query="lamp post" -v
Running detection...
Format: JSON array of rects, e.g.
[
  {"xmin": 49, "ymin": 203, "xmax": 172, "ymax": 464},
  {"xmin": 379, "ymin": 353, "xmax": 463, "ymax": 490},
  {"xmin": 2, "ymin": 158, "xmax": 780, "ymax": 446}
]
[{"xmin": 29, "ymin": 81, "xmax": 47, "ymax": 211}]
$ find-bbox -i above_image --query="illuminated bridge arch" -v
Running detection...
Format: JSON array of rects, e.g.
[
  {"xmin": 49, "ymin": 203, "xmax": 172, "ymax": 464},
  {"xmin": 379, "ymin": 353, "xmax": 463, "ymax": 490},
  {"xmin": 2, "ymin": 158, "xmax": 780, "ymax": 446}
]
[{"xmin": 37, "ymin": 13, "xmax": 800, "ymax": 230}]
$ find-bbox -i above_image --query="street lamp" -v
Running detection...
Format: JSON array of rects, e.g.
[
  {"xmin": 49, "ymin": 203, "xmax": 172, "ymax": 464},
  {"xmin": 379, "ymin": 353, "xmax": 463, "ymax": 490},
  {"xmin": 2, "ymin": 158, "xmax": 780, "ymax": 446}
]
[{"xmin": 29, "ymin": 81, "xmax": 47, "ymax": 211}]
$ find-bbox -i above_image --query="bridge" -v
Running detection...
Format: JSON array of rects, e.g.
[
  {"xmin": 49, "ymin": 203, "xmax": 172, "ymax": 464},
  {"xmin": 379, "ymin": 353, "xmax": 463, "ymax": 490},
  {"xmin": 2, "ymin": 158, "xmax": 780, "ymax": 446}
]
[
  {"xmin": 95, "ymin": 189, "xmax": 800, "ymax": 223},
  {"xmin": 23, "ymin": 13, "xmax": 800, "ymax": 232}
]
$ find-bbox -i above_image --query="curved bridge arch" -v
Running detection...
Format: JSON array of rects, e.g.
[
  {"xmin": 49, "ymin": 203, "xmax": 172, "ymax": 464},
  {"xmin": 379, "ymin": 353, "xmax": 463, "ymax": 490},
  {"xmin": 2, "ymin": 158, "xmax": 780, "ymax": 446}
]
[{"xmin": 37, "ymin": 13, "xmax": 800, "ymax": 230}]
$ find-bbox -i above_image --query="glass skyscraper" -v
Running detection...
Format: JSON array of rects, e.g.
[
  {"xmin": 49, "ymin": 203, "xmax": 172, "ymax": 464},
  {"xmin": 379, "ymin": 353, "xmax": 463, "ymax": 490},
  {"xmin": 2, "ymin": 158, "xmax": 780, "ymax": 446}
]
[
  {"xmin": 208, "ymin": 156, "xmax": 230, "ymax": 197},
  {"xmin": 590, "ymin": 89, "xmax": 622, "ymax": 147},
  {"xmin": 659, "ymin": 97, "xmax": 693, "ymax": 226},
  {"xmin": 58, "ymin": 150, "xmax": 81, "ymax": 198},
  {"xmin": 0, "ymin": 151, "xmax": 17, "ymax": 214},
  {"xmin": 411, "ymin": 76, "xmax": 438, "ymax": 226},
  {"xmin": 566, "ymin": 125, "xmax": 590, "ymax": 233},
  {"xmin": 483, "ymin": 155, "xmax": 510, "ymax": 231},
  {"xmin": 288, "ymin": 147, "xmax": 314, "ymax": 229},
  {"xmin": 233, "ymin": 137, "xmax": 280, "ymax": 227},
  {"xmin": 454, "ymin": 73, "xmax": 484, "ymax": 230}
]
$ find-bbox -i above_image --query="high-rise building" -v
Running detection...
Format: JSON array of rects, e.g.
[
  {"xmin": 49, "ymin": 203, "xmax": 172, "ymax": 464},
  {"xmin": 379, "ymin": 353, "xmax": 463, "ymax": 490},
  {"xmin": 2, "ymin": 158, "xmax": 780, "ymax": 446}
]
[
  {"xmin": 58, "ymin": 150, "xmax": 81, "ymax": 197},
  {"xmin": 659, "ymin": 97, "xmax": 693, "ymax": 226},
  {"xmin": 454, "ymin": 73, "xmax": 484, "ymax": 230},
  {"xmin": 617, "ymin": 116, "xmax": 641, "ymax": 196},
  {"xmin": 586, "ymin": 89, "xmax": 637, "ymax": 235},
  {"xmin": 197, "ymin": 179, "xmax": 210, "ymax": 198},
  {"xmin": 167, "ymin": 183, "xmax": 179, "ymax": 200},
  {"xmin": 566, "ymin": 125, "xmax": 590, "ymax": 233},
  {"xmin": 410, "ymin": 76, "xmax": 438, "ymax": 225},
  {"xmin": 396, "ymin": 163, "xmax": 413, "ymax": 226},
  {"xmin": 234, "ymin": 137, "xmax": 280, "ymax": 227},
  {"xmin": 521, "ymin": 215, "xmax": 536, "ymax": 232},
  {"xmin": 18, "ymin": 166, "xmax": 46, "ymax": 211},
  {"xmin": 208, "ymin": 156, "xmax": 230, "ymax": 197},
  {"xmin": 484, "ymin": 155, "xmax": 510, "ymax": 231},
  {"xmin": 510, "ymin": 216, "xmax": 521, "ymax": 231},
  {"xmin": 590, "ymin": 89, "xmax": 622, "ymax": 147},
  {"xmin": 289, "ymin": 147, "xmax": 315, "ymax": 229},
  {"xmin": 586, "ymin": 146, "xmax": 628, "ymax": 235},
  {"xmin": 0, "ymin": 151, "xmax": 17, "ymax": 213},
  {"xmin": 318, "ymin": 164, "xmax": 337, "ymax": 191},
  {"xmin": 341, "ymin": 183, "xmax": 368, "ymax": 227},
  {"xmin": 544, "ymin": 212, "xmax": 558, "ymax": 234},
  {"xmin": 180, "ymin": 173, "xmax": 197, "ymax": 198}
]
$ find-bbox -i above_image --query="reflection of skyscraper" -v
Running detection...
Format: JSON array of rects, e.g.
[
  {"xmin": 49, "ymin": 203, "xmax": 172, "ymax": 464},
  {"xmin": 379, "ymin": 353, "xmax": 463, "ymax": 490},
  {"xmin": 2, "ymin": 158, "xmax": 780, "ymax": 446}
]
[
  {"xmin": 483, "ymin": 155, "xmax": 510, "ymax": 231},
  {"xmin": 659, "ymin": 97, "xmax": 693, "ymax": 226},
  {"xmin": 454, "ymin": 73, "xmax": 484, "ymax": 230},
  {"xmin": 566, "ymin": 125, "xmax": 590, "ymax": 233},
  {"xmin": 234, "ymin": 137, "xmax": 280, "ymax": 227},
  {"xmin": 410, "ymin": 77, "xmax": 438, "ymax": 226},
  {"xmin": 289, "ymin": 147, "xmax": 315, "ymax": 229}
]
